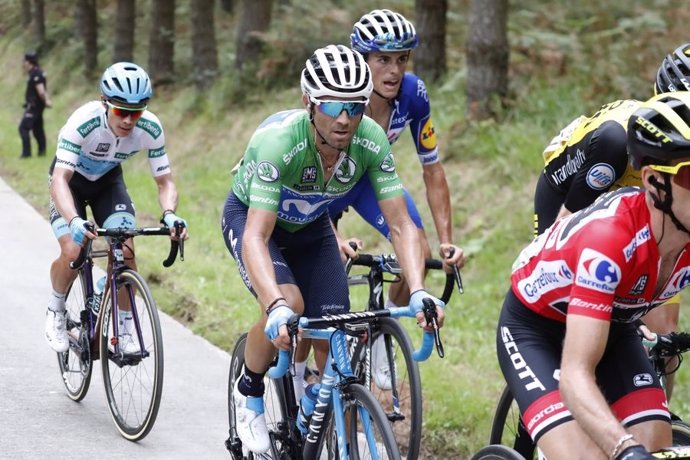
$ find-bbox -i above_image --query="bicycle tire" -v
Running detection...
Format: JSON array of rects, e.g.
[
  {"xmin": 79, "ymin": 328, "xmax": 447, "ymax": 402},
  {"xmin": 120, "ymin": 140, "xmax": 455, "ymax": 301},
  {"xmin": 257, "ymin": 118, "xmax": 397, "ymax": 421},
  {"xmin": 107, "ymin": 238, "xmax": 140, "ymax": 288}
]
[
  {"xmin": 333, "ymin": 382, "xmax": 402, "ymax": 460},
  {"xmin": 489, "ymin": 385, "xmax": 536, "ymax": 459},
  {"xmin": 100, "ymin": 269, "xmax": 163, "ymax": 441},
  {"xmin": 350, "ymin": 317, "xmax": 422, "ymax": 460},
  {"xmin": 227, "ymin": 333, "xmax": 299, "ymax": 459},
  {"xmin": 673, "ymin": 420, "xmax": 690, "ymax": 446},
  {"xmin": 57, "ymin": 271, "xmax": 93, "ymax": 401},
  {"xmin": 471, "ymin": 444, "xmax": 527, "ymax": 460}
]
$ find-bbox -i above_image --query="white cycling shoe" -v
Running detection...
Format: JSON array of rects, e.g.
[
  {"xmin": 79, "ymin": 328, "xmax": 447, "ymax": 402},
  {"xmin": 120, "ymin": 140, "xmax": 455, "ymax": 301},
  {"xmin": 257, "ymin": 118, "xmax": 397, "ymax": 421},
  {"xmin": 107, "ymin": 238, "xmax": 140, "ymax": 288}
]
[
  {"xmin": 233, "ymin": 379, "xmax": 270, "ymax": 453},
  {"xmin": 371, "ymin": 336, "xmax": 393, "ymax": 391},
  {"xmin": 45, "ymin": 309, "xmax": 69, "ymax": 353}
]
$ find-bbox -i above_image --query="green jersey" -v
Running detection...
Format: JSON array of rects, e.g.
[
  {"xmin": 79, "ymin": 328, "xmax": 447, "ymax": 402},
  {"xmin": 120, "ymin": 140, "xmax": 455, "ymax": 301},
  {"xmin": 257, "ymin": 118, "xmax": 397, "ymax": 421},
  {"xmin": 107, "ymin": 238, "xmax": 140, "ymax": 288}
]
[{"xmin": 232, "ymin": 109, "xmax": 404, "ymax": 232}]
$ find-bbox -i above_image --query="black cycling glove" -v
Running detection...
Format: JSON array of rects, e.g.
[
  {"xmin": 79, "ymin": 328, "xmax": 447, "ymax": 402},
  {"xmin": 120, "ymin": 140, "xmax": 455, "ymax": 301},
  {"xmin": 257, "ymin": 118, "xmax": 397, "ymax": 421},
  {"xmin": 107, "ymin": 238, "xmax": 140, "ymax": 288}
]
[{"xmin": 615, "ymin": 445, "xmax": 654, "ymax": 460}]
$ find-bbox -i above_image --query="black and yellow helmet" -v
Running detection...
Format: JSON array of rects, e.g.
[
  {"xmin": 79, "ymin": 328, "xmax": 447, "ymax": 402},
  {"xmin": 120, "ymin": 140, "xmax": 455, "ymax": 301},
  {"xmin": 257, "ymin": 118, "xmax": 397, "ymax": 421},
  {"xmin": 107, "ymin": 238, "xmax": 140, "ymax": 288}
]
[
  {"xmin": 655, "ymin": 43, "xmax": 690, "ymax": 94},
  {"xmin": 628, "ymin": 92, "xmax": 690, "ymax": 169}
]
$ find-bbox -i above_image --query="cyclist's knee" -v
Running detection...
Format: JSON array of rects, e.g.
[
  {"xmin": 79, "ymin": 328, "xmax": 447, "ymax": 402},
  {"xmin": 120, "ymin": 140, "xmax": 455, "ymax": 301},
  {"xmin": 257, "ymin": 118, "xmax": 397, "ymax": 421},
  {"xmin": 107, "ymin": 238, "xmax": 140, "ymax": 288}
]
[{"xmin": 58, "ymin": 237, "xmax": 82, "ymax": 263}]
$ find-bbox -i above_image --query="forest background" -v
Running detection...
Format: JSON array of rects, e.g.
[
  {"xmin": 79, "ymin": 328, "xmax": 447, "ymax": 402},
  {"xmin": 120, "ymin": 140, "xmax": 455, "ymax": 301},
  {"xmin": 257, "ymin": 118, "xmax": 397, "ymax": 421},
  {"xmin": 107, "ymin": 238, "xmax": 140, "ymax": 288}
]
[{"xmin": 2, "ymin": 0, "xmax": 690, "ymax": 457}]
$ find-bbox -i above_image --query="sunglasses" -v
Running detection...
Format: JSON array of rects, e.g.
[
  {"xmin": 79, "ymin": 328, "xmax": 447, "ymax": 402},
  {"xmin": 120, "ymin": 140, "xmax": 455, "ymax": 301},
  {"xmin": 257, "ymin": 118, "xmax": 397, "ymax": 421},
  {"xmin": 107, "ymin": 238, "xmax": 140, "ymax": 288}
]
[
  {"xmin": 106, "ymin": 101, "xmax": 146, "ymax": 120},
  {"xmin": 311, "ymin": 99, "xmax": 367, "ymax": 118},
  {"xmin": 649, "ymin": 160, "xmax": 690, "ymax": 190}
]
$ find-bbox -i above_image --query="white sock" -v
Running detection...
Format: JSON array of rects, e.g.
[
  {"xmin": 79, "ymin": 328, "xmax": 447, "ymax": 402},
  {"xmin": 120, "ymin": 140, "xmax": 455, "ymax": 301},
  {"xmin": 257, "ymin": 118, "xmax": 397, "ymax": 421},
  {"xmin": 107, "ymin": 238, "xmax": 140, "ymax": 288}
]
[
  {"xmin": 48, "ymin": 290, "xmax": 66, "ymax": 312},
  {"xmin": 384, "ymin": 298, "xmax": 398, "ymax": 310},
  {"xmin": 118, "ymin": 310, "xmax": 133, "ymax": 334},
  {"xmin": 294, "ymin": 361, "xmax": 307, "ymax": 384}
]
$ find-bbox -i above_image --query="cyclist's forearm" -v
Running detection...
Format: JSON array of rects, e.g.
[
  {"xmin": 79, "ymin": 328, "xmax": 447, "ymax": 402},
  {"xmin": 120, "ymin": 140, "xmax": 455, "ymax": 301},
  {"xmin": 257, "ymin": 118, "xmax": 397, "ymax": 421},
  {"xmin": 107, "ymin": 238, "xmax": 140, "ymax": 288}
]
[
  {"xmin": 423, "ymin": 165, "xmax": 453, "ymax": 245},
  {"xmin": 51, "ymin": 171, "xmax": 79, "ymax": 222},
  {"xmin": 560, "ymin": 366, "xmax": 628, "ymax": 456},
  {"xmin": 389, "ymin": 222, "xmax": 425, "ymax": 292},
  {"xmin": 155, "ymin": 173, "xmax": 179, "ymax": 212},
  {"xmin": 243, "ymin": 235, "xmax": 284, "ymax": 311}
]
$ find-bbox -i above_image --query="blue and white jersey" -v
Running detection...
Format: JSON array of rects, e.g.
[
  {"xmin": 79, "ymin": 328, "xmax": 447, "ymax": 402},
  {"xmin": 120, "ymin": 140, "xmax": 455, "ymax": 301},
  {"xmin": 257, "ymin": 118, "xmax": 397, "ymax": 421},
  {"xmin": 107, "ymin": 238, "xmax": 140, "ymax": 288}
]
[
  {"xmin": 386, "ymin": 73, "xmax": 439, "ymax": 165},
  {"xmin": 54, "ymin": 101, "xmax": 170, "ymax": 181}
]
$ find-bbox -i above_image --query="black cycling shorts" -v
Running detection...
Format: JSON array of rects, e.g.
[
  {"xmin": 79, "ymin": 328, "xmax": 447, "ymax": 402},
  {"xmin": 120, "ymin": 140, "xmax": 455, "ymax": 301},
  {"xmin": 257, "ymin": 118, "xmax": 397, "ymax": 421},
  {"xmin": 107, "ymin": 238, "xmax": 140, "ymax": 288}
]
[
  {"xmin": 49, "ymin": 165, "xmax": 135, "ymax": 239},
  {"xmin": 496, "ymin": 288, "xmax": 669, "ymax": 443},
  {"xmin": 221, "ymin": 192, "xmax": 349, "ymax": 318}
]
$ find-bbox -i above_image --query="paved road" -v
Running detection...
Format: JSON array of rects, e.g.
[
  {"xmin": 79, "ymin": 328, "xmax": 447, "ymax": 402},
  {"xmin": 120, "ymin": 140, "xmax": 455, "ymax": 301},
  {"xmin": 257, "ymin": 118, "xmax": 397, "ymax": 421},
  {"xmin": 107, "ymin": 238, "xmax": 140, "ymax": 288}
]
[{"xmin": 0, "ymin": 177, "xmax": 231, "ymax": 459}]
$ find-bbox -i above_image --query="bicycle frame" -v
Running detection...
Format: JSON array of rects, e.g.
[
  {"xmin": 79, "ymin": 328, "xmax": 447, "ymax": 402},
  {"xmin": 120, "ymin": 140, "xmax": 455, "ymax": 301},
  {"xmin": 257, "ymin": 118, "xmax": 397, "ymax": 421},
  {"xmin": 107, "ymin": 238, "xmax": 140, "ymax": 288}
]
[
  {"xmin": 267, "ymin": 305, "xmax": 442, "ymax": 459},
  {"xmin": 300, "ymin": 327, "xmax": 362, "ymax": 459}
]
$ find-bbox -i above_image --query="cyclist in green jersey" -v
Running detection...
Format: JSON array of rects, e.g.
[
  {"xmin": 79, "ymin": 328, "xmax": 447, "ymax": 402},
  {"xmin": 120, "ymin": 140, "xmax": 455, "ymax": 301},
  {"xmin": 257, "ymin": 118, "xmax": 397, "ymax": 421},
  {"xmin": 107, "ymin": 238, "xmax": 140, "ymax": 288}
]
[{"xmin": 220, "ymin": 44, "xmax": 445, "ymax": 454}]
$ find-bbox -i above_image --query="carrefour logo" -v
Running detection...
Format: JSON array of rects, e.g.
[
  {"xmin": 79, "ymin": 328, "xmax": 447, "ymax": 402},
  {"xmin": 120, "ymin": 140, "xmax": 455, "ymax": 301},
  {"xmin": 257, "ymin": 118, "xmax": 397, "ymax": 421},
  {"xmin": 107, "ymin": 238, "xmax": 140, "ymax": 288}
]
[
  {"xmin": 575, "ymin": 248, "xmax": 621, "ymax": 293},
  {"xmin": 657, "ymin": 268, "xmax": 690, "ymax": 300},
  {"xmin": 517, "ymin": 260, "xmax": 573, "ymax": 302},
  {"xmin": 585, "ymin": 163, "xmax": 615, "ymax": 190}
]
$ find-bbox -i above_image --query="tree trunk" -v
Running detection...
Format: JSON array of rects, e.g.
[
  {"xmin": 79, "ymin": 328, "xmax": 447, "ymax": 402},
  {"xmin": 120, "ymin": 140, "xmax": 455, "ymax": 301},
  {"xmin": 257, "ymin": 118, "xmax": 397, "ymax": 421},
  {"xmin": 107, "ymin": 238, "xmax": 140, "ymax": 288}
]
[
  {"xmin": 235, "ymin": 0, "xmax": 272, "ymax": 71},
  {"xmin": 79, "ymin": 0, "xmax": 98, "ymax": 79},
  {"xmin": 465, "ymin": 0, "xmax": 509, "ymax": 120},
  {"xmin": 31, "ymin": 0, "xmax": 46, "ymax": 49},
  {"xmin": 21, "ymin": 0, "xmax": 31, "ymax": 29},
  {"xmin": 148, "ymin": 0, "xmax": 176, "ymax": 85},
  {"xmin": 114, "ymin": 0, "xmax": 136, "ymax": 62},
  {"xmin": 220, "ymin": 0, "xmax": 233, "ymax": 13},
  {"xmin": 191, "ymin": 0, "xmax": 218, "ymax": 90},
  {"xmin": 414, "ymin": 0, "xmax": 447, "ymax": 83}
]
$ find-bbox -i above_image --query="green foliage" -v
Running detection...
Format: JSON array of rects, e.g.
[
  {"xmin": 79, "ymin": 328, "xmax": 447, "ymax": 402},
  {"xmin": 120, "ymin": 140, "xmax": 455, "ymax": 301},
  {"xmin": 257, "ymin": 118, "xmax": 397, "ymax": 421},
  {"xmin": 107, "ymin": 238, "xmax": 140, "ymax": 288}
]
[{"xmin": 4, "ymin": 1, "xmax": 690, "ymax": 457}]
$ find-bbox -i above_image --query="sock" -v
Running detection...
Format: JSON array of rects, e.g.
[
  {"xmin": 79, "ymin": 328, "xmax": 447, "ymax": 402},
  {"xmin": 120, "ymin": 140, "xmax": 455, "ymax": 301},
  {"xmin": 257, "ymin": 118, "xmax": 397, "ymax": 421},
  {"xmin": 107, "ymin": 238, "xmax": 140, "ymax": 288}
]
[
  {"xmin": 294, "ymin": 360, "xmax": 307, "ymax": 384},
  {"xmin": 239, "ymin": 366, "xmax": 266, "ymax": 397},
  {"xmin": 118, "ymin": 310, "xmax": 133, "ymax": 334},
  {"xmin": 48, "ymin": 290, "xmax": 66, "ymax": 312},
  {"xmin": 384, "ymin": 298, "xmax": 398, "ymax": 310}
]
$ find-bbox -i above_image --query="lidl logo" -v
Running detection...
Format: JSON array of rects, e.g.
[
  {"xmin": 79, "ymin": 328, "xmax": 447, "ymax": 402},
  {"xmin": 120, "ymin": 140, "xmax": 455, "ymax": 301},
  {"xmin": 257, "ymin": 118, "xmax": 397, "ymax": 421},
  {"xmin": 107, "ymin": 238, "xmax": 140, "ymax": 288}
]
[{"xmin": 420, "ymin": 119, "xmax": 437, "ymax": 150}]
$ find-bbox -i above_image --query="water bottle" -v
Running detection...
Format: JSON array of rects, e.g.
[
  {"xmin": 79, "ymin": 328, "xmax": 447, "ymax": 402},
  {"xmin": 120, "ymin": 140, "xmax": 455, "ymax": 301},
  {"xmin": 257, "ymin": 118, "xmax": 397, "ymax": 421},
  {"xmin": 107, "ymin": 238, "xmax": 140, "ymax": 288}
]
[
  {"xmin": 297, "ymin": 383, "xmax": 320, "ymax": 434},
  {"xmin": 90, "ymin": 276, "xmax": 105, "ymax": 314}
]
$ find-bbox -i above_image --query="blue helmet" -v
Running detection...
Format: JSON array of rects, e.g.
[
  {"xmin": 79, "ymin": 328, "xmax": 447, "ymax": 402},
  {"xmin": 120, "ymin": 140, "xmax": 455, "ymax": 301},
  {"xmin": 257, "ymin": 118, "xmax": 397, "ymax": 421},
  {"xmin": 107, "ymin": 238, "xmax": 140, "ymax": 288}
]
[
  {"xmin": 100, "ymin": 62, "xmax": 152, "ymax": 105},
  {"xmin": 350, "ymin": 9, "xmax": 419, "ymax": 54}
]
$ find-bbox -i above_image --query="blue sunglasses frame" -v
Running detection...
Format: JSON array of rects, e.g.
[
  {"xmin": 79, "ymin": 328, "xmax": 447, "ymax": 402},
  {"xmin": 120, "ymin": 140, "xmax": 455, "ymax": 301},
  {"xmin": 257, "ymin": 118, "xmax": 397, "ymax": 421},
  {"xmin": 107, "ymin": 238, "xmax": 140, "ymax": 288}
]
[{"xmin": 312, "ymin": 100, "xmax": 367, "ymax": 118}]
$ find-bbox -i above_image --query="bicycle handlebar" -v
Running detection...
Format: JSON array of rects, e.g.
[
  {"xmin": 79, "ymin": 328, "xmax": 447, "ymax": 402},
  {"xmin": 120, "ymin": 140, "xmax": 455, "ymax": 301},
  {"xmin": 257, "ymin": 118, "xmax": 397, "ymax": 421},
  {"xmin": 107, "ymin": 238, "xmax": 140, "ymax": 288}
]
[
  {"xmin": 347, "ymin": 252, "xmax": 461, "ymax": 304},
  {"xmin": 267, "ymin": 302, "xmax": 443, "ymax": 378},
  {"xmin": 69, "ymin": 223, "xmax": 186, "ymax": 269},
  {"xmin": 649, "ymin": 331, "xmax": 690, "ymax": 358}
]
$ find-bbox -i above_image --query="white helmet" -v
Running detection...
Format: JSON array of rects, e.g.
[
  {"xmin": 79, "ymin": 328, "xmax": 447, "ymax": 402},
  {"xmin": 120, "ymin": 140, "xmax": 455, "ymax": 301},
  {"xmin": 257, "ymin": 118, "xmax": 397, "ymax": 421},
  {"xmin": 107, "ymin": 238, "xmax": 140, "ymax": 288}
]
[{"xmin": 300, "ymin": 44, "xmax": 373, "ymax": 101}]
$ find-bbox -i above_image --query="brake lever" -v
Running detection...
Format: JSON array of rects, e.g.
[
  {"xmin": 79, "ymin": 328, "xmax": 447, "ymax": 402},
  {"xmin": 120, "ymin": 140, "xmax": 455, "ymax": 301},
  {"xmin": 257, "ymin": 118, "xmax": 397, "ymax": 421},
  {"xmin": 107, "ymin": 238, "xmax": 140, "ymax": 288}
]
[
  {"xmin": 447, "ymin": 247, "xmax": 464, "ymax": 294},
  {"xmin": 174, "ymin": 221, "xmax": 185, "ymax": 261},
  {"xmin": 422, "ymin": 297, "xmax": 445, "ymax": 358}
]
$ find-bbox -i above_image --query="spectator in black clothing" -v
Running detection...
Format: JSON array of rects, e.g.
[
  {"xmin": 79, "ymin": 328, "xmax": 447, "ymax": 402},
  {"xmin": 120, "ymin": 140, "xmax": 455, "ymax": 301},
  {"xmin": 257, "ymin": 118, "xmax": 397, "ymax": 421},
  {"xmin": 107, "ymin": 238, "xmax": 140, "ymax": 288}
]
[{"xmin": 19, "ymin": 51, "xmax": 52, "ymax": 158}]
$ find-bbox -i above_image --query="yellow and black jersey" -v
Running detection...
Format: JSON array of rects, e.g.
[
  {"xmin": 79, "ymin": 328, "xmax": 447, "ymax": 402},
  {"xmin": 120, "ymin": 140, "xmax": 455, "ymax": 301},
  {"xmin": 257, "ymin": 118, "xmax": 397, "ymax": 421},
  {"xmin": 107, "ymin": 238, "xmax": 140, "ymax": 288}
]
[{"xmin": 542, "ymin": 99, "xmax": 642, "ymax": 193}]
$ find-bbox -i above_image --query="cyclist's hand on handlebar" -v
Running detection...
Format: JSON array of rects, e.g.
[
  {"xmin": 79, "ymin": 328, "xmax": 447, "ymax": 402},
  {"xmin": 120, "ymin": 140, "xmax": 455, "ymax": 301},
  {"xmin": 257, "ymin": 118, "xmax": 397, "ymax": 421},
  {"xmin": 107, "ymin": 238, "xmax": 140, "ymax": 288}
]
[
  {"xmin": 69, "ymin": 217, "xmax": 96, "ymax": 245},
  {"xmin": 439, "ymin": 243, "xmax": 465, "ymax": 270},
  {"xmin": 338, "ymin": 237, "xmax": 362, "ymax": 263},
  {"xmin": 614, "ymin": 445, "xmax": 654, "ymax": 460},
  {"xmin": 162, "ymin": 212, "xmax": 189, "ymax": 240},
  {"xmin": 410, "ymin": 290, "xmax": 445, "ymax": 331},
  {"xmin": 264, "ymin": 305, "xmax": 294, "ymax": 351}
]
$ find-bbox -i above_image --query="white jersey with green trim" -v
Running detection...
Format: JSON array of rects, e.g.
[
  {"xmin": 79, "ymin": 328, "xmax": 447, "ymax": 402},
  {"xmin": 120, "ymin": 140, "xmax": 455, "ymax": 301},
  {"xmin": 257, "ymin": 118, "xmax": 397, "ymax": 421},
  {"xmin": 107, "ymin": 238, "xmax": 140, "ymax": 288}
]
[{"xmin": 53, "ymin": 100, "xmax": 170, "ymax": 181}]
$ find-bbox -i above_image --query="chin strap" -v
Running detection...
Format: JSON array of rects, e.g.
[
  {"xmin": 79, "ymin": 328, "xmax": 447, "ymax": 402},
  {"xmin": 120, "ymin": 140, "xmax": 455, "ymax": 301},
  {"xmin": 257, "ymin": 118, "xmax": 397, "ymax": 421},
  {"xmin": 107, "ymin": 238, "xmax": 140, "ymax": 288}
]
[{"xmin": 650, "ymin": 173, "xmax": 690, "ymax": 237}]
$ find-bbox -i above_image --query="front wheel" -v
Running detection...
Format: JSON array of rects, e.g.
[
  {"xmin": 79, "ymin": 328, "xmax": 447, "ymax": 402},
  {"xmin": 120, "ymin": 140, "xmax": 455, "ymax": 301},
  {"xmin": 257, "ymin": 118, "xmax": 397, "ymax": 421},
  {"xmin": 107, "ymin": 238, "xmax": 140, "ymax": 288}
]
[
  {"xmin": 672, "ymin": 420, "xmax": 690, "ymax": 446},
  {"xmin": 489, "ymin": 385, "xmax": 536, "ymax": 459},
  {"xmin": 471, "ymin": 444, "xmax": 527, "ymax": 460},
  {"xmin": 100, "ymin": 269, "xmax": 163, "ymax": 441},
  {"xmin": 329, "ymin": 383, "xmax": 401, "ymax": 460},
  {"xmin": 57, "ymin": 271, "xmax": 93, "ymax": 401},
  {"xmin": 350, "ymin": 317, "xmax": 422, "ymax": 460}
]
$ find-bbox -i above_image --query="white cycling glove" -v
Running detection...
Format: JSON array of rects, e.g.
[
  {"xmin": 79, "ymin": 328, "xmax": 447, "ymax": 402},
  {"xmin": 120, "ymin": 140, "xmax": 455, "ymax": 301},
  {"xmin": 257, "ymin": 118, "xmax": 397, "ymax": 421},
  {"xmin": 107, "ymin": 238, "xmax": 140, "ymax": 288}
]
[
  {"xmin": 163, "ymin": 212, "xmax": 187, "ymax": 229},
  {"xmin": 69, "ymin": 217, "xmax": 90, "ymax": 245},
  {"xmin": 409, "ymin": 289, "xmax": 445, "ymax": 316},
  {"xmin": 264, "ymin": 305, "xmax": 294, "ymax": 342}
]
